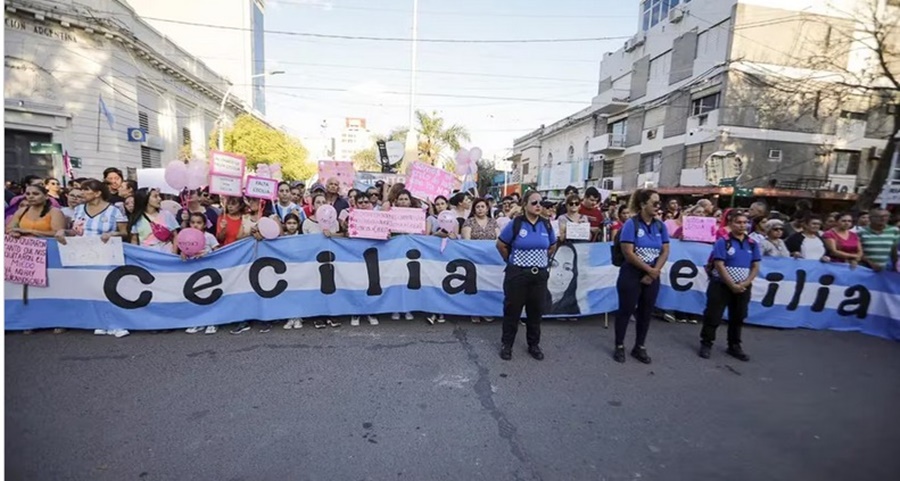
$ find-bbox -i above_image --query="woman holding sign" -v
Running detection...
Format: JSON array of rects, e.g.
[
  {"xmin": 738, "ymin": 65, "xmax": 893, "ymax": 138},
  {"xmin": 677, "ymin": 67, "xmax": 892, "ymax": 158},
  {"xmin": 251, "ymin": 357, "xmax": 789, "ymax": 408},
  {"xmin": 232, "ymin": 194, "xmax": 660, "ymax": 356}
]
[
  {"xmin": 557, "ymin": 194, "xmax": 591, "ymax": 244},
  {"xmin": 613, "ymin": 189, "xmax": 669, "ymax": 364},
  {"xmin": 6, "ymin": 184, "xmax": 66, "ymax": 239}
]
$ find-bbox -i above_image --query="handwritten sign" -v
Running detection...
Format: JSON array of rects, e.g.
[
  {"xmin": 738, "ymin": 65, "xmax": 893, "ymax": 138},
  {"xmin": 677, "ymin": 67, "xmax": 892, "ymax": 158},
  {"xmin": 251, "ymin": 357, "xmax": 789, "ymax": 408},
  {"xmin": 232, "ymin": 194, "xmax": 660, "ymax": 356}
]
[
  {"xmin": 390, "ymin": 207, "xmax": 426, "ymax": 234},
  {"xmin": 318, "ymin": 161, "xmax": 356, "ymax": 195},
  {"xmin": 681, "ymin": 216, "xmax": 717, "ymax": 243},
  {"xmin": 348, "ymin": 209, "xmax": 392, "ymax": 240},
  {"xmin": 406, "ymin": 162, "xmax": 457, "ymax": 201},
  {"xmin": 4, "ymin": 236, "xmax": 47, "ymax": 287},
  {"xmin": 244, "ymin": 176, "xmax": 278, "ymax": 200},
  {"xmin": 57, "ymin": 237, "xmax": 125, "ymax": 267},
  {"xmin": 208, "ymin": 174, "xmax": 244, "ymax": 197},
  {"xmin": 209, "ymin": 151, "xmax": 246, "ymax": 179},
  {"xmin": 566, "ymin": 222, "xmax": 591, "ymax": 241}
]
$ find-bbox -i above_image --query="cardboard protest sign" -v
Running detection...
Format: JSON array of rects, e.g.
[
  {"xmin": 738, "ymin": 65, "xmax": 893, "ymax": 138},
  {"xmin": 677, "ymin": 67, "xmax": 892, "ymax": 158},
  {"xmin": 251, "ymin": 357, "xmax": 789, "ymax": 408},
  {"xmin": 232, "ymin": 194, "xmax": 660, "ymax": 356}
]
[
  {"xmin": 390, "ymin": 207, "xmax": 426, "ymax": 235},
  {"xmin": 681, "ymin": 216, "xmax": 717, "ymax": 243},
  {"xmin": 209, "ymin": 151, "xmax": 246, "ymax": 179},
  {"xmin": 318, "ymin": 161, "xmax": 356, "ymax": 194},
  {"xmin": 406, "ymin": 162, "xmax": 457, "ymax": 201},
  {"xmin": 4, "ymin": 235, "xmax": 48, "ymax": 287},
  {"xmin": 244, "ymin": 176, "xmax": 278, "ymax": 200},
  {"xmin": 208, "ymin": 174, "xmax": 244, "ymax": 197},
  {"xmin": 348, "ymin": 209, "xmax": 392, "ymax": 240},
  {"xmin": 58, "ymin": 237, "xmax": 125, "ymax": 267},
  {"xmin": 566, "ymin": 222, "xmax": 592, "ymax": 241}
]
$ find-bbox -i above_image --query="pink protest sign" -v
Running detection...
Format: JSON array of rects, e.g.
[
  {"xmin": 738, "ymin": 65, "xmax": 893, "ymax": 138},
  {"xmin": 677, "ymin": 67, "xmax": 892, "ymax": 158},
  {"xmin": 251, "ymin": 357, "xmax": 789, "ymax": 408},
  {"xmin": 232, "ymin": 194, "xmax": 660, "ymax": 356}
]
[
  {"xmin": 4, "ymin": 235, "xmax": 48, "ymax": 287},
  {"xmin": 244, "ymin": 176, "xmax": 278, "ymax": 200},
  {"xmin": 208, "ymin": 174, "xmax": 243, "ymax": 197},
  {"xmin": 318, "ymin": 161, "xmax": 356, "ymax": 194},
  {"xmin": 390, "ymin": 207, "xmax": 426, "ymax": 234},
  {"xmin": 348, "ymin": 209, "xmax": 392, "ymax": 240},
  {"xmin": 681, "ymin": 216, "xmax": 717, "ymax": 243},
  {"xmin": 209, "ymin": 151, "xmax": 246, "ymax": 179},
  {"xmin": 406, "ymin": 162, "xmax": 457, "ymax": 201}
]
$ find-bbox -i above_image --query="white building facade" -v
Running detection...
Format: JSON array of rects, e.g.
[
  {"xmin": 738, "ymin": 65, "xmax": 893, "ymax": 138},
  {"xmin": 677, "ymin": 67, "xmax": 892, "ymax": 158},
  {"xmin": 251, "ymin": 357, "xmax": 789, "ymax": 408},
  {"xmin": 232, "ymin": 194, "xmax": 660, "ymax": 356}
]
[
  {"xmin": 512, "ymin": 0, "xmax": 895, "ymax": 201},
  {"xmin": 4, "ymin": 0, "xmax": 247, "ymax": 182}
]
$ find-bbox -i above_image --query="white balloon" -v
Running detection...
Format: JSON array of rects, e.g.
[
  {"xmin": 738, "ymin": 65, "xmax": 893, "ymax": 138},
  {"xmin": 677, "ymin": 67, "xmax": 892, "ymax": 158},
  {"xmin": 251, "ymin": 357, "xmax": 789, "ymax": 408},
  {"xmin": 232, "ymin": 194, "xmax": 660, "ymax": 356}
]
[
  {"xmin": 469, "ymin": 147, "xmax": 482, "ymax": 163},
  {"xmin": 455, "ymin": 148, "xmax": 470, "ymax": 164},
  {"xmin": 386, "ymin": 140, "xmax": 405, "ymax": 165}
]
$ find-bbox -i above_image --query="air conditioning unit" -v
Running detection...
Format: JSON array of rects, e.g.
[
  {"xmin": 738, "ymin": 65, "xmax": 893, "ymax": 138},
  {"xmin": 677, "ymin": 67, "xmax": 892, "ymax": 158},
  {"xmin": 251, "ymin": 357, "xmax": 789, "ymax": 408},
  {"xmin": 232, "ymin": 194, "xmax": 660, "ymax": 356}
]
[
  {"xmin": 767, "ymin": 149, "xmax": 783, "ymax": 162},
  {"xmin": 646, "ymin": 129, "xmax": 657, "ymax": 140},
  {"xmin": 633, "ymin": 33, "xmax": 646, "ymax": 47},
  {"xmin": 624, "ymin": 38, "xmax": 636, "ymax": 52},
  {"xmin": 669, "ymin": 7, "xmax": 684, "ymax": 23}
]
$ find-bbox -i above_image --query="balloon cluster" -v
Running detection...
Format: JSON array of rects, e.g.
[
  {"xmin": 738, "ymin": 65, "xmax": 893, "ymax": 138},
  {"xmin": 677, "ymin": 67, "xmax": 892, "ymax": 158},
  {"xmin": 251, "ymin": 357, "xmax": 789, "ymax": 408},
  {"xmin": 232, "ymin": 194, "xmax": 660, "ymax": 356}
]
[
  {"xmin": 454, "ymin": 147, "xmax": 482, "ymax": 176},
  {"xmin": 164, "ymin": 159, "xmax": 209, "ymax": 191}
]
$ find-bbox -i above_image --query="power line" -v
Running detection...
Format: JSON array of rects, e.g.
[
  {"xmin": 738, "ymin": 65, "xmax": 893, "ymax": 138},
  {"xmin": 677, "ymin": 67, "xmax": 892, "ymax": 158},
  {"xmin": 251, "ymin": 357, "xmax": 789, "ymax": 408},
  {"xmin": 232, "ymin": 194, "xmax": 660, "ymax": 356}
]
[
  {"xmin": 271, "ymin": 0, "xmax": 637, "ymax": 19},
  {"xmin": 139, "ymin": 16, "xmax": 632, "ymax": 44}
]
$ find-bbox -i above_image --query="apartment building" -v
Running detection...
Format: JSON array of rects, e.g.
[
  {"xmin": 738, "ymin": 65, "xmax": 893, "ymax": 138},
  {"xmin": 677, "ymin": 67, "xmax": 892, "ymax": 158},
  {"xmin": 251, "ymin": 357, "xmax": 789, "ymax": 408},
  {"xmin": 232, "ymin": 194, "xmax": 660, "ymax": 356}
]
[{"xmin": 512, "ymin": 0, "xmax": 895, "ymax": 202}]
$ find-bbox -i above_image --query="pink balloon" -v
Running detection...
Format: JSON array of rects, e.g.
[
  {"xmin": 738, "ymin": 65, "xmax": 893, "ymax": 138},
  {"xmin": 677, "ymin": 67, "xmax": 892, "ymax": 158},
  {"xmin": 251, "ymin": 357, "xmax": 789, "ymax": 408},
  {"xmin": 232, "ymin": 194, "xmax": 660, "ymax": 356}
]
[
  {"xmin": 455, "ymin": 148, "xmax": 470, "ymax": 164},
  {"xmin": 177, "ymin": 228, "xmax": 206, "ymax": 257},
  {"xmin": 160, "ymin": 200, "xmax": 181, "ymax": 217},
  {"xmin": 468, "ymin": 147, "xmax": 482, "ymax": 163},
  {"xmin": 164, "ymin": 161, "xmax": 188, "ymax": 191},
  {"xmin": 316, "ymin": 204, "xmax": 338, "ymax": 232},
  {"xmin": 185, "ymin": 160, "xmax": 209, "ymax": 190},
  {"xmin": 438, "ymin": 210, "xmax": 458, "ymax": 234},
  {"xmin": 257, "ymin": 217, "xmax": 281, "ymax": 240}
]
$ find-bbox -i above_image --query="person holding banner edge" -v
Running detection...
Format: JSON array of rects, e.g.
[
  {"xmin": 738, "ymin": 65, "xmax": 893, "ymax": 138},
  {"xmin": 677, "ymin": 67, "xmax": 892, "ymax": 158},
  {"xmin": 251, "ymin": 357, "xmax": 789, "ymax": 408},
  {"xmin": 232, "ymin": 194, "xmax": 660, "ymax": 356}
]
[
  {"xmin": 496, "ymin": 190, "xmax": 557, "ymax": 361},
  {"xmin": 614, "ymin": 189, "xmax": 669, "ymax": 364}
]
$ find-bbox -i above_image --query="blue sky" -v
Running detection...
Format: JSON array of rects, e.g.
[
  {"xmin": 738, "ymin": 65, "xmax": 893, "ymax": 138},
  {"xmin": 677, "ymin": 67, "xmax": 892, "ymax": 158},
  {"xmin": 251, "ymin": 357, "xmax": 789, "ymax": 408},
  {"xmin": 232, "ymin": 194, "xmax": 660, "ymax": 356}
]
[{"xmin": 263, "ymin": 0, "xmax": 639, "ymax": 160}]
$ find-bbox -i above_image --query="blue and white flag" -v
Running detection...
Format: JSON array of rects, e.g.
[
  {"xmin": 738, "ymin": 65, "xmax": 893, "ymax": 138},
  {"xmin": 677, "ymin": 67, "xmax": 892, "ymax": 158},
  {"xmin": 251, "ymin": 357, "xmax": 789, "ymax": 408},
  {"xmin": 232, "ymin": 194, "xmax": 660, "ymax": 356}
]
[{"xmin": 98, "ymin": 94, "xmax": 115, "ymax": 130}]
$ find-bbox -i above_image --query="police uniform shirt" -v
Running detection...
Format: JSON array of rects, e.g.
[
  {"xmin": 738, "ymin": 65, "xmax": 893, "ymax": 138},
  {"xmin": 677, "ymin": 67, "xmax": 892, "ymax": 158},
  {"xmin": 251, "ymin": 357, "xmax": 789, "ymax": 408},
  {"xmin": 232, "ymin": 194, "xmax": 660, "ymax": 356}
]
[
  {"xmin": 711, "ymin": 234, "xmax": 761, "ymax": 283},
  {"xmin": 499, "ymin": 218, "xmax": 557, "ymax": 268},
  {"xmin": 619, "ymin": 217, "xmax": 670, "ymax": 265}
]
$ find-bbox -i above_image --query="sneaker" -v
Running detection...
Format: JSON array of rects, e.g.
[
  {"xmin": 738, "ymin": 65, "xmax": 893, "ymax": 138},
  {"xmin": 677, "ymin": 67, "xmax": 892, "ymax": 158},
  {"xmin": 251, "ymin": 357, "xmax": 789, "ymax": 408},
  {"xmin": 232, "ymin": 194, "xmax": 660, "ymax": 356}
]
[
  {"xmin": 471, "ymin": 316, "xmax": 481, "ymax": 323},
  {"xmin": 314, "ymin": 320, "xmax": 326, "ymax": 329},
  {"xmin": 230, "ymin": 322, "xmax": 251, "ymax": 335},
  {"xmin": 426, "ymin": 315, "xmax": 436, "ymax": 325},
  {"xmin": 663, "ymin": 312, "xmax": 677, "ymax": 323},
  {"xmin": 631, "ymin": 346, "xmax": 652, "ymax": 364},
  {"xmin": 367, "ymin": 316, "xmax": 379, "ymax": 326},
  {"xmin": 500, "ymin": 344, "xmax": 512, "ymax": 361},
  {"xmin": 698, "ymin": 344, "xmax": 711, "ymax": 359},
  {"xmin": 53, "ymin": 328, "xmax": 66, "ymax": 334},
  {"xmin": 404, "ymin": 312, "xmax": 414, "ymax": 321},
  {"xmin": 94, "ymin": 329, "xmax": 108, "ymax": 336},
  {"xmin": 186, "ymin": 327, "xmax": 202, "ymax": 334},
  {"xmin": 726, "ymin": 345, "xmax": 750, "ymax": 362},
  {"xmin": 613, "ymin": 345, "xmax": 626, "ymax": 363},
  {"xmin": 391, "ymin": 313, "xmax": 400, "ymax": 321},
  {"xmin": 528, "ymin": 345, "xmax": 545, "ymax": 361},
  {"xmin": 111, "ymin": 329, "xmax": 130, "ymax": 338},
  {"xmin": 293, "ymin": 318, "xmax": 303, "ymax": 329},
  {"xmin": 483, "ymin": 317, "xmax": 494, "ymax": 323},
  {"xmin": 350, "ymin": 316, "xmax": 360, "ymax": 327},
  {"xmin": 520, "ymin": 320, "xmax": 526, "ymax": 326},
  {"xmin": 283, "ymin": 320, "xmax": 295, "ymax": 330},
  {"xmin": 436, "ymin": 314, "xmax": 445, "ymax": 324},
  {"xmin": 327, "ymin": 319, "xmax": 342, "ymax": 328},
  {"xmin": 259, "ymin": 322, "xmax": 272, "ymax": 333},
  {"xmin": 204, "ymin": 325, "xmax": 217, "ymax": 335}
]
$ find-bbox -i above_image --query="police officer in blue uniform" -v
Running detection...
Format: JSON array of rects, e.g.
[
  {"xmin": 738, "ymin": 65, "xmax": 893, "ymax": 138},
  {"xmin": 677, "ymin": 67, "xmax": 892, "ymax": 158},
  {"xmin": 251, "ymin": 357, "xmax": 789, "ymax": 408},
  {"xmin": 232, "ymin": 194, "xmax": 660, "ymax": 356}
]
[
  {"xmin": 614, "ymin": 189, "xmax": 669, "ymax": 364},
  {"xmin": 699, "ymin": 210, "xmax": 760, "ymax": 361},
  {"xmin": 496, "ymin": 190, "xmax": 557, "ymax": 361}
]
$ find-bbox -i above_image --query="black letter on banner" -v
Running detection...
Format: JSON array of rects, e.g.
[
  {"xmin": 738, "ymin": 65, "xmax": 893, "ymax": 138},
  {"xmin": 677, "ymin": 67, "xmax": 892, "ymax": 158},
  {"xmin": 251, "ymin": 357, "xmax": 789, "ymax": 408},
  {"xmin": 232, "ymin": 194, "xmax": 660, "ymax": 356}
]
[
  {"xmin": 442, "ymin": 260, "xmax": 477, "ymax": 295},
  {"xmin": 317, "ymin": 251, "xmax": 336, "ymax": 294},
  {"xmin": 837, "ymin": 285, "xmax": 870, "ymax": 319},
  {"xmin": 669, "ymin": 260, "xmax": 697, "ymax": 291},
  {"xmin": 761, "ymin": 272, "xmax": 784, "ymax": 308},
  {"xmin": 406, "ymin": 249, "xmax": 421, "ymax": 290},
  {"xmin": 250, "ymin": 257, "xmax": 287, "ymax": 299},
  {"xmin": 786, "ymin": 270, "xmax": 806, "ymax": 311},
  {"xmin": 811, "ymin": 274, "xmax": 835, "ymax": 313},
  {"xmin": 183, "ymin": 268, "xmax": 223, "ymax": 306},
  {"xmin": 363, "ymin": 247, "xmax": 382, "ymax": 296},
  {"xmin": 104, "ymin": 266, "xmax": 154, "ymax": 309}
]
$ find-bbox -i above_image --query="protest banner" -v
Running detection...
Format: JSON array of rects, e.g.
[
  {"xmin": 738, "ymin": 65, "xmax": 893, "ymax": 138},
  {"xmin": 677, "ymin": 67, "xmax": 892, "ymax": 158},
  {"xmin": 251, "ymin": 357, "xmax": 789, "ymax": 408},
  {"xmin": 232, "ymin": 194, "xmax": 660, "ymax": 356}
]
[
  {"xmin": 390, "ymin": 207, "xmax": 427, "ymax": 235},
  {"xmin": 209, "ymin": 151, "xmax": 246, "ymax": 179},
  {"xmin": 244, "ymin": 176, "xmax": 278, "ymax": 200},
  {"xmin": 208, "ymin": 174, "xmax": 244, "ymax": 197},
  {"xmin": 57, "ymin": 237, "xmax": 125, "ymax": 267},
  {"xmin": 681, "ymin": 216, "xmax": 717, "ymax": 243},
  {"xmin": 566, "ymin": 222, "xmax": 592, "ymax": 241},
  {"xmin": 318, "ymin": 161, "xmax": 356, "ymax": 194},
  {"xmin": 406, "ymin": 162, "xmax": 457, "ymax": 201},
  {"xmin": 348, "ymin": 209, "xmax": 392, "ymax": 240},
  {"xmin": 4, "ymin": 235, "xmax": 47, "ymax": 287},
  {"xmin": 5, "ymin": 239, "xmax": 898, "ymax": 340}
]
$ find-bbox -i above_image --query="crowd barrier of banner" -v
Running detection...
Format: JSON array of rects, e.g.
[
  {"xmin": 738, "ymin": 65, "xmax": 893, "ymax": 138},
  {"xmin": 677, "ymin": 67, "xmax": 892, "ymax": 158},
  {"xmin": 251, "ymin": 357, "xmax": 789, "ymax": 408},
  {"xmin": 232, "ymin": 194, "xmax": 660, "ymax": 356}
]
[{"xmin": 5, "ymin": 238, "xmax": 900, "ymax": 341}]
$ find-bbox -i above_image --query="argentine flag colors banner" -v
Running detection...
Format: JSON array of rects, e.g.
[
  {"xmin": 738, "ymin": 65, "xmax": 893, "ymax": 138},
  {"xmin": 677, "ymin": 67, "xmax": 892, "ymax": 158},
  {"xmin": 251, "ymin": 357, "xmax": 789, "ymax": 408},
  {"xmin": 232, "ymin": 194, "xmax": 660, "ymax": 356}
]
[{"xmin": 5, "ymin": 237, "xmax": 900, "ymax": 341}]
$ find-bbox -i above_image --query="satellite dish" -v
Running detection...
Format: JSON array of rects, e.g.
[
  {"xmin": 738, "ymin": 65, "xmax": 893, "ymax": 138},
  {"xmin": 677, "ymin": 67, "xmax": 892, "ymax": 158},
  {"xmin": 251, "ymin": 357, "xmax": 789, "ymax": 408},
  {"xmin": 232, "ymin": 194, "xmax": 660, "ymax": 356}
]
[{"xmin": 386, "ymin": 140, "xmax": 404, "ymax": 165}]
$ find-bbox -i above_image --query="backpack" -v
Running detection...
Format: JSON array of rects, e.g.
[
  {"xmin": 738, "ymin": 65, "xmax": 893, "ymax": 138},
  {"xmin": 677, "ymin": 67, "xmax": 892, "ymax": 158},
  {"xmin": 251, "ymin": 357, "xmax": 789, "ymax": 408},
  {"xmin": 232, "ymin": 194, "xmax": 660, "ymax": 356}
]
[
  {"xmin": 509, "ymin": 215, "xmax": 554, "ymax": 250},
  {"xmin": 611, "ymin": 216, "xmax": 650, "ymax": 267},
  {"xmin": 704, "ymin": 238, "xmax": 731, "ymax": 277}
]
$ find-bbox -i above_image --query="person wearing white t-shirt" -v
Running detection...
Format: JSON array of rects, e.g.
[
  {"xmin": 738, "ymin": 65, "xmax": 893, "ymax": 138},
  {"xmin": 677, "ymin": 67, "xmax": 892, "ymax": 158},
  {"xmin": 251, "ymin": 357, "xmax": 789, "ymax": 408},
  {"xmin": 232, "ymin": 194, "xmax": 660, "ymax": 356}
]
[{"xmin": 785, "ymin": 215, "xmax": 830, "ymax": 262}]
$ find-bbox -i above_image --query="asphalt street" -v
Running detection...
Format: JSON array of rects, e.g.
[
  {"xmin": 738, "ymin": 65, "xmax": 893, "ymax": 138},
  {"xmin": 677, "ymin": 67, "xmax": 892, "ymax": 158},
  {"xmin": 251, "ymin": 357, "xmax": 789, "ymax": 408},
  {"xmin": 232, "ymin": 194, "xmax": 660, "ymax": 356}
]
[{"xmin": 6, "ymin": 317, "xmax": 900, "ymax": 481}]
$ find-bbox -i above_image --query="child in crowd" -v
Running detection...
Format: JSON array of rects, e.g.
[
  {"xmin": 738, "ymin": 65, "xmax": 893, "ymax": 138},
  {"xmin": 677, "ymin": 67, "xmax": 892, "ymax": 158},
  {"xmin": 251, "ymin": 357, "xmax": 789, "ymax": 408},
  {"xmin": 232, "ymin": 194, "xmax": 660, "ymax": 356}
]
[
  {"xmin": 281, "ymin": 213, "xmax": 305, "ymax": 330},
  {"xmin": 184, "ymin": 213, "xmax": 220, "ymax": 335}
]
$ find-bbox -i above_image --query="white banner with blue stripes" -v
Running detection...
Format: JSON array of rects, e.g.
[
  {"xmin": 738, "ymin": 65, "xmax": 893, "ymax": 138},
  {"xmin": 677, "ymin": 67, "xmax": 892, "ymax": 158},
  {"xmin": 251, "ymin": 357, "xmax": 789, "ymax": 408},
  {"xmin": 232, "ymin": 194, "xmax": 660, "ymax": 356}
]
[{"xmin": 5, "ymin": 237, "xmax": 900, "ymax": 340}]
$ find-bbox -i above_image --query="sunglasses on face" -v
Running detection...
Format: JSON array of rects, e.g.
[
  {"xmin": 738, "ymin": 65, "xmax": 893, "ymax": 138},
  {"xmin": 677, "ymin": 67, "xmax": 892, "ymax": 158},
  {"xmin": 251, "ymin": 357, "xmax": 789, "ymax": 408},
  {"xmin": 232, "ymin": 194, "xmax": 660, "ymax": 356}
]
[
  {"xmin": 529, "ymin": 200, "xmax": 541, "ymax": 206},
  {"xmin": 771, "ymin": 227, "xmax": 783, "ymax": 231},
  {"xmin": 359, "ymin": 199, "xmax": 371, "ymax": 204},
  {"xmin": 568, "ymin": 202, "xmax": 580, "ymax": 207},
  {"xmin": 651, "ymin": 201, "xmax": 661, "ymax": 207}
]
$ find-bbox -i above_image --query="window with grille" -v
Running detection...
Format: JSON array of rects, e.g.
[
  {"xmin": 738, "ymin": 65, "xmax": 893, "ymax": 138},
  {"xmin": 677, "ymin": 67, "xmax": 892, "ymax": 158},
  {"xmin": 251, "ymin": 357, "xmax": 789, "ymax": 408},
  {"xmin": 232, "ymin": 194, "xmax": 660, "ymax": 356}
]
[
  {"xmin": 602, "ymin": 160, "xmax": 615, "ymax": 178},
  {"xmin": 141, "ymin": 146, "xmax": 161, "ymax": 168},
  {"xmin": 691, "ymin": 93, "xmax": 720, "ymax": 116},
  {"xmin": 640, "ymin": 152, "xmax": 662, "ymax": 174},
  {"xmin": 182, "ymin": 127, "xmax": 192, "ymax": 146},
  {"xmin": 832, "ymin": 150, "xmax": 860, "ymax": 176},
  {"xmin": 138, "ymin": 112, "xmax": 149, "ymax": 133}
]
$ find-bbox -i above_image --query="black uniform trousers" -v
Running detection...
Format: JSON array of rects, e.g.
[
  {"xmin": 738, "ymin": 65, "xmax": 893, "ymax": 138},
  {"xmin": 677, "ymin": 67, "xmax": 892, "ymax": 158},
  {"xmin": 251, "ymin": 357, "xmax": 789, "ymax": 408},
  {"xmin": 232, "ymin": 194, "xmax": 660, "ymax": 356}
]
[
  {"xmin": 501, "ymin": 265, "xmax": 548, "ymax": 348},
  {"xmin": 701, "ymin": 280, "xmax": 751, "ymax": 347},
  {"xmin": 614, "ymin": 263, "xmax": 660, "ymax": 347}
]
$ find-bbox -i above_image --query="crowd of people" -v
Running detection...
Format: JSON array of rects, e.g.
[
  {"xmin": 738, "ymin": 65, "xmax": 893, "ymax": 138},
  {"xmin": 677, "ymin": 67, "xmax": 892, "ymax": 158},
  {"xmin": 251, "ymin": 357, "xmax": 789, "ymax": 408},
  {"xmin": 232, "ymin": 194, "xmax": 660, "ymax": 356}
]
[{"xmin": 5, "ymin": 171, "xmax": 899, "ymax": 362}]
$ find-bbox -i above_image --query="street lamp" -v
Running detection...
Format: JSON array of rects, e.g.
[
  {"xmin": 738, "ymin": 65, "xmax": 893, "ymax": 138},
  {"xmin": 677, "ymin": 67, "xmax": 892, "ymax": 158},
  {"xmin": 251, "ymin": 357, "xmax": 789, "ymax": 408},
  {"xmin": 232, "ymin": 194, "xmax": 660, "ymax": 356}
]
[{"xmin": 217, "ymin": 70, "xmax": 285, "ymax": 150}]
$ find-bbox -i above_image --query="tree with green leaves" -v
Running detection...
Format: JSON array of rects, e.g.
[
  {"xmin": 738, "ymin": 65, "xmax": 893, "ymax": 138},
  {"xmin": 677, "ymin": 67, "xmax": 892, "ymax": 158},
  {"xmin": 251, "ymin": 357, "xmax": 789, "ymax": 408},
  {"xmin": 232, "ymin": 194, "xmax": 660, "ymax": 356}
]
[
  {"xmin": 210, "ymin": 114, "xmax": 314, "ymax": 181},
  {"xmin": 392, "ymin": 110, "xmax": 471, "ymax": 171}
]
